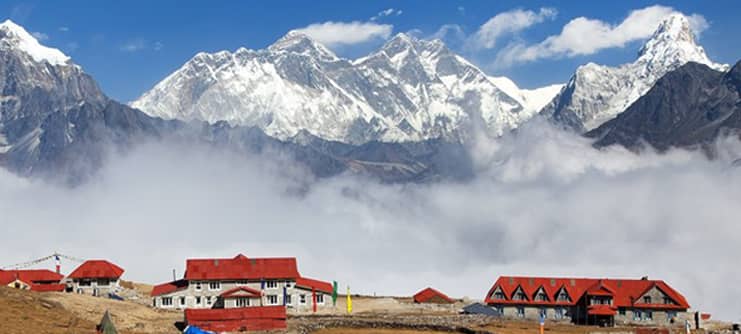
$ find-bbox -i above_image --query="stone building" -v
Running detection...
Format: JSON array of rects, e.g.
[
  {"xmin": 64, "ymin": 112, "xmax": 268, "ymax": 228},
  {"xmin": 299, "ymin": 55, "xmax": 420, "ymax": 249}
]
[
  {"xmin": 151, "ymin": 254, "xmax": 333, "ymax": 313},
  {"xmin": 67, "ymin": 260, "xmax": 125, "ymax": 297},
  {"xmin": 484, "ymin": 276, "xmax": 690, "ymax": 326}
]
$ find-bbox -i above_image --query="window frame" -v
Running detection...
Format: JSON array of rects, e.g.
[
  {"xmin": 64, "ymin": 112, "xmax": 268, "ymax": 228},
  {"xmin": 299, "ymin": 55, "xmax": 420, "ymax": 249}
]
[
  {"xmin": 236, "ymin": 297, "xmax": 249, "ymax": 307},
  {"xmin": 208, "ymin": 281, "xmax": 221, "ymax": 291},
  {"xmin": 266, "ymin": 295, "xmax": 279, "ymax": 305},
  {"xmin": 162, "ymin": 297, "xmax": 173, "ymax": 307}
]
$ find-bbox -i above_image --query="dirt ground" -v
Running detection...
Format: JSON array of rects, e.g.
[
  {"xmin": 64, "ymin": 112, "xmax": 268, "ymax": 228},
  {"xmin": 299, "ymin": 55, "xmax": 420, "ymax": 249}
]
[
  {"xmin": 2, "ymin": 287, "xmax": 732, "ymax": 334},
  {"xmin": 0, "ymin": 286, "xmax": 181, "ymax": 334}
]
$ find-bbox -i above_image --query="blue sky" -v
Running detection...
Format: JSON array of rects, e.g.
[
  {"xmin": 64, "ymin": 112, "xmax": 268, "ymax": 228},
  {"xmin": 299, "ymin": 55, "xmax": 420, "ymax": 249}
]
[{"xmin": 2, "ymin": 0, "xmax": 739, "ymax": 102}]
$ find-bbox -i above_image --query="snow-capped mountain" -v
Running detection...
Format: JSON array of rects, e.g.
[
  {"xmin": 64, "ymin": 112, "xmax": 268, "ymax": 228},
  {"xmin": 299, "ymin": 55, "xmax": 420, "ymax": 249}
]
[
  {"xmin": 0, "ymin": 19, "xmax": 163, "ymax": 181},
  {"xmin": 0, "ymin": 20, "xmax": 472, "ymax": 183},
  {"xmin": 541, "ymin": 13, "xmax": 729, "ymax": 132},
  {"xmin": 133, "ymin": 32, "xmax": 558, "ymax": 144}
]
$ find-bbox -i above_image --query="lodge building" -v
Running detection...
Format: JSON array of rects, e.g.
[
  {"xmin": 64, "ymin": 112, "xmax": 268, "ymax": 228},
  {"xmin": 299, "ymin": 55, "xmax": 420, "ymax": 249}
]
[
  {"xmin": 484, "ymin": 276, "xmax": 690, "ymax": 326},
  {"xmin": 151, "ymin": 254, "xmax": 333, "ymax": 312}
]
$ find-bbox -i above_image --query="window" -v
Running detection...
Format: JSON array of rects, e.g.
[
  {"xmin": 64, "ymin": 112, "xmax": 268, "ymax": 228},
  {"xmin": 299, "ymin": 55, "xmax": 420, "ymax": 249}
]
[
  {"xmin": 513, "ymin": 291, "xmax": 527, "ymax": 300},
  {"xmin": 205, "ymin": 296, "xmax": 212, "ymax": 306},
  {"xmin": 209, "ymin": 282, "xmax": 221, "ymax": 291},
  {"xmin": 300, "ymin": 294, "xmax": 307, "ymax": 305},
  {"xmin": 494, "ymin": 291, "xmax": 506, "ymax": 300},
  {"xmin": 634, "ymin": 310, "xmax": 642, "ymax": 321},
  {"xmin": 316, "ymin": 294, "xmax": 324, "ymax": 304},
  {"xmin": 236, "ymin": 297, "xmax": 249, "ymax": 307},
  {"xmin": 265, "ymin": 281, "xmax": 278, "ymax": 289},
  {"xmin": 555, "ymin": 308, "xmax": 565, "ymax": 319},
  {"xmin": 517, "ymin": 307, "xmax": 525, "ymax": 318},
  {"xmin": 236, "ymin": 281, "xmax": 249, "ymax": 286},
  {"xmin": 644, "ymin": 311, "xmax": 653, "ymax": 321},
  {"xmin": 643, "ymin": 296, "xmax": 652, "ymax": 304},
  {"xmin": 667, "ymin": 311, "xmax": 677, "ymax": 320},
  {"xmin": 663, "ymin": 297, "xmax": 672, "ymax": 305},
  {"xmin": 540, "ymin": 308, "xmax": 547, "ymax": 318},
  {"xmin": 97, "ymin": 279, "xmax": 109, "ymax": 287},
  {"xmin": 162, "ymin": 297, "xmax": 173, "ymax": 307},
  {"xmin": 79, "ymin": 279, "xmax": 91, "ymax": 287},
  {"xmin": 495, "ymin": 306, "xmax": 504, "ymax": 316},
  {"xmin": 195, "ymin": 296, "xmax": 201, "ymax": 306},
  {"xmin": 266, "ymin": 295, "xmax": 278, "ymax": 305},
  {"xmin": 619, "ymin": 308, "xmax": 626, "ymax": 316},
  {"xmin": 194, "ymin": 282, "xmax": 202, "ymax": 291},
  {"xmin": 285, "ymin": 294, "xmax": 292, "ymax": 305},
  {"xmin": 179, "ymin": 297, "xmax": 186, "ymax": 307},
  {"xmin": 535, "ymin": 291, "xmax": 548, "ymax": 301},
  {"xmin": 556, "ymin": 290, "xmax": 570, "ymax": 302}
]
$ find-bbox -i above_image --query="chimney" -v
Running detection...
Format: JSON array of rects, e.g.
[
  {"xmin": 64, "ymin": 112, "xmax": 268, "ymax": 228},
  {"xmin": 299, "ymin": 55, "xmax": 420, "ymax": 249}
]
[
  {"xmin": 641, "ymin": 276, "xmax": 649, "ymax": 280},
  {"xmin": 172, "ymin": 269, "xmax": 176, "ymax": 281}
]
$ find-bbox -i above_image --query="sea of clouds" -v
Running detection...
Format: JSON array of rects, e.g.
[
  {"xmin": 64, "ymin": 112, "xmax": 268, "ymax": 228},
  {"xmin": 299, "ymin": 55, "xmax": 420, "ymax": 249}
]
[{"xmin": 1, "ymin": 121, "xmax": 740, "ymax": 321}]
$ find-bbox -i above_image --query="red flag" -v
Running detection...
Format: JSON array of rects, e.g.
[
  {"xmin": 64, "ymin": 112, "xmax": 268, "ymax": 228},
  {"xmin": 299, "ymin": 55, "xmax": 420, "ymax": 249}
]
[{"xmin": 312, "ymin": 287, "xmax": 317, "ymax": 313}]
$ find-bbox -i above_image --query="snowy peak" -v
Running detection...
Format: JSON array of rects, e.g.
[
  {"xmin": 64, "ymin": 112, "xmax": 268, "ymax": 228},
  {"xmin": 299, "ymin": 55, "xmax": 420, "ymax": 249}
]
[
  {"xmin": 0, "ymin": 19, "xmax": 70, "ymax": 66},
  {"xmin": 541, "ymin": 13, "xmax": 729, "ymax": 132},
  {"xmin": 268, "ymin": 30, "xmax": 338, "ymax": 62},
  {"xmin": 637, "ymin": 13, "xmax": 725, "ymax": 71}
]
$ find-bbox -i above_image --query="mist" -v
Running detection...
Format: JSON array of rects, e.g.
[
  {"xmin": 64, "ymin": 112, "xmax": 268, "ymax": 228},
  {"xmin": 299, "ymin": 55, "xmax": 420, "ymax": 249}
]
[{"xmin": 1, "ymin": 121, "xmax": 740, "ymax": 322}]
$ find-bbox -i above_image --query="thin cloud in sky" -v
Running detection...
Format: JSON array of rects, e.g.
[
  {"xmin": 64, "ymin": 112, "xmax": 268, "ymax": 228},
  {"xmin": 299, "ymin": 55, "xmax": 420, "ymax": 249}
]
[
  {"xmin": 293, "ymin": 21, "xmax": 392, "ymax": 48},
  {"xmin": 120, "ymin": 38, "xmax": 147, "ymax": 52},
  {"xmin": 371, "ymin": 8, "xmax": 403, "ymax": 21}
]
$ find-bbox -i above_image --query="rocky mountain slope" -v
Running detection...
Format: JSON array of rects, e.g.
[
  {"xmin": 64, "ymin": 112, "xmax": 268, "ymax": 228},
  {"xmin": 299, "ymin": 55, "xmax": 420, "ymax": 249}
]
[
  {"xmin": 541, "ymin": 14, "xmax": 728, "ymax": 132},
  {"xmin": 0, "ymin": 20, "xmax": 166, "ymax": 182},
  {"xmin": 587, "ymin": 60, "xmax": 741, "ymax": 152},
  {"xmin": 132, "ymin": 33, "xmax": 558, "ymax": 144}
]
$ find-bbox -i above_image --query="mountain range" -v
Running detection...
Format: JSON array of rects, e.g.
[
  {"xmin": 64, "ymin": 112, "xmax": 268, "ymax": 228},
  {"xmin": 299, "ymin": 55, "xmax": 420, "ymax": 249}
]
[{"xmin": 0, "ymin": 14, "xmax": 739, "ymax": 184}]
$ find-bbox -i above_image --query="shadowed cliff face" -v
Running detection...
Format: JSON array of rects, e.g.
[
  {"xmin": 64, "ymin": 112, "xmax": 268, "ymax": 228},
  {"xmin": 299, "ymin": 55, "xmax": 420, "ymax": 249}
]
[{"xmin": 587, "ymin": 60, "xmax": 741, "ymax": 153}]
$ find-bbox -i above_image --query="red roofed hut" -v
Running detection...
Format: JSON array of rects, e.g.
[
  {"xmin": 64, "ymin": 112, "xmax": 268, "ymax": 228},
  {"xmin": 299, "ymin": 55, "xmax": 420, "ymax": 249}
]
[
  {"xmin": 68, "ymin": 260, "xmax": 124, "ymax": 297},
  {"xmin": 0, "ymin": 269, "xmax": 64, "ymax": 292},
  {"xmin": 413, "ymin": 287, "xmax": 455, "ymax": 304}
]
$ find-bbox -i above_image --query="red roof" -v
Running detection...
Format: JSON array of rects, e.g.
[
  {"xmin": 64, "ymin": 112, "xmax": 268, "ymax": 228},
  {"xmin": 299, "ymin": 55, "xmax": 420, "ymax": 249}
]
[
  {"xmin": 485, "ymin": 276, "xmax": 690, "ymax": 310},
  {"xmin": 68, "ymin": 260, "xmax": 124, "ymax": 279},
  {"xmin": 0, "ymin": 269, "xmax": 63, "ymax": 286},
  {"xmin": 221, "ymin": 286, "xmax": 263, "ymax": 298},
  {"xmin": 151, "ymin": 279, "xmax": 188, "ymax": 297},
  {"xmin": 295, "ymin": 277, "xmax": 333, "ymax": 294},
  {"xmin": 185, "ymin": 306, "xmax": 287, "ymax": 332},
  {"xmin": 184, "ymin": 254, "xmax": 299, "ymax": 280},
  {"xmin": 413, "ymin": 287, "xmax": 455, "ymax": 304},
  {"xmin": 588, "ymin": 304, "xmax": 618, "ymax": 316}
]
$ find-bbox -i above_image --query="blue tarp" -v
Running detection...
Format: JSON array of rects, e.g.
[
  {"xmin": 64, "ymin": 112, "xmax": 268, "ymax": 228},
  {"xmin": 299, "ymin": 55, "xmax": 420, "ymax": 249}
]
[
  {"xmin": 183, "ymin": 325, "xmax": 214, "ymax": 334},
  {"xmin": 107, "ymin": 292, "xmax": 124, "ymax": 301}
]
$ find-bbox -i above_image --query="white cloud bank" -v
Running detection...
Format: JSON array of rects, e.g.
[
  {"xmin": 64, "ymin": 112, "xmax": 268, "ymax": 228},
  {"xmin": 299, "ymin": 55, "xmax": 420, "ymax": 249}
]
[
  {"xmin": 470, "ymin": 7, "xmax": 557, "ymax": 49},
  {"xmin": 293, "ymin": 21, "xmax": 392, "ymax": 47},
  {"xmin": 1, "ymin": 121, "xmax": 741, "ymax": 321},
  {"xmin": 495, "ymin": 5, "xmax": 710, "ymax": 67}
]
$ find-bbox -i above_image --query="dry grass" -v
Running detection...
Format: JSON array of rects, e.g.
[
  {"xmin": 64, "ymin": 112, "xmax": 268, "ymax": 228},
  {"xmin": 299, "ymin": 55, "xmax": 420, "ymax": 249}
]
[{"xmin": 0, "ymin": 287, "xmax": 96, "ymax": 334}]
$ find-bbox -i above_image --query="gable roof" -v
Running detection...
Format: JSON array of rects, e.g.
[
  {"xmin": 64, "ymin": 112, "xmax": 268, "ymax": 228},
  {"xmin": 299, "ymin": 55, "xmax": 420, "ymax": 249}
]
[
  {"xmin": 184, "ymin": 254, "xmax": 299, "ymax": 281},
  {"xmin": 485, "ymin": 276, "xmax": 689, "ymax": 310},
  {"xmin": 68, "ymin": 260, "xmax": 124, "ymax": 279},
  {"xmin": 295, "ymin": 277, "xmax": 333, "ymax": 294},
  {"xmin": 0, "ymin": 269, "xmax": 64, "ymax": 286},
  {"xmin": 413, "ymin": 287, "xmax": 455, "ymax": 304},
  {"xmin": 151, "ymin": 279, "xmax": 189, "ymax": 297},
  {"xmin": 220, "ymin": 286, "xmax": 263, "ymax": 298}
]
